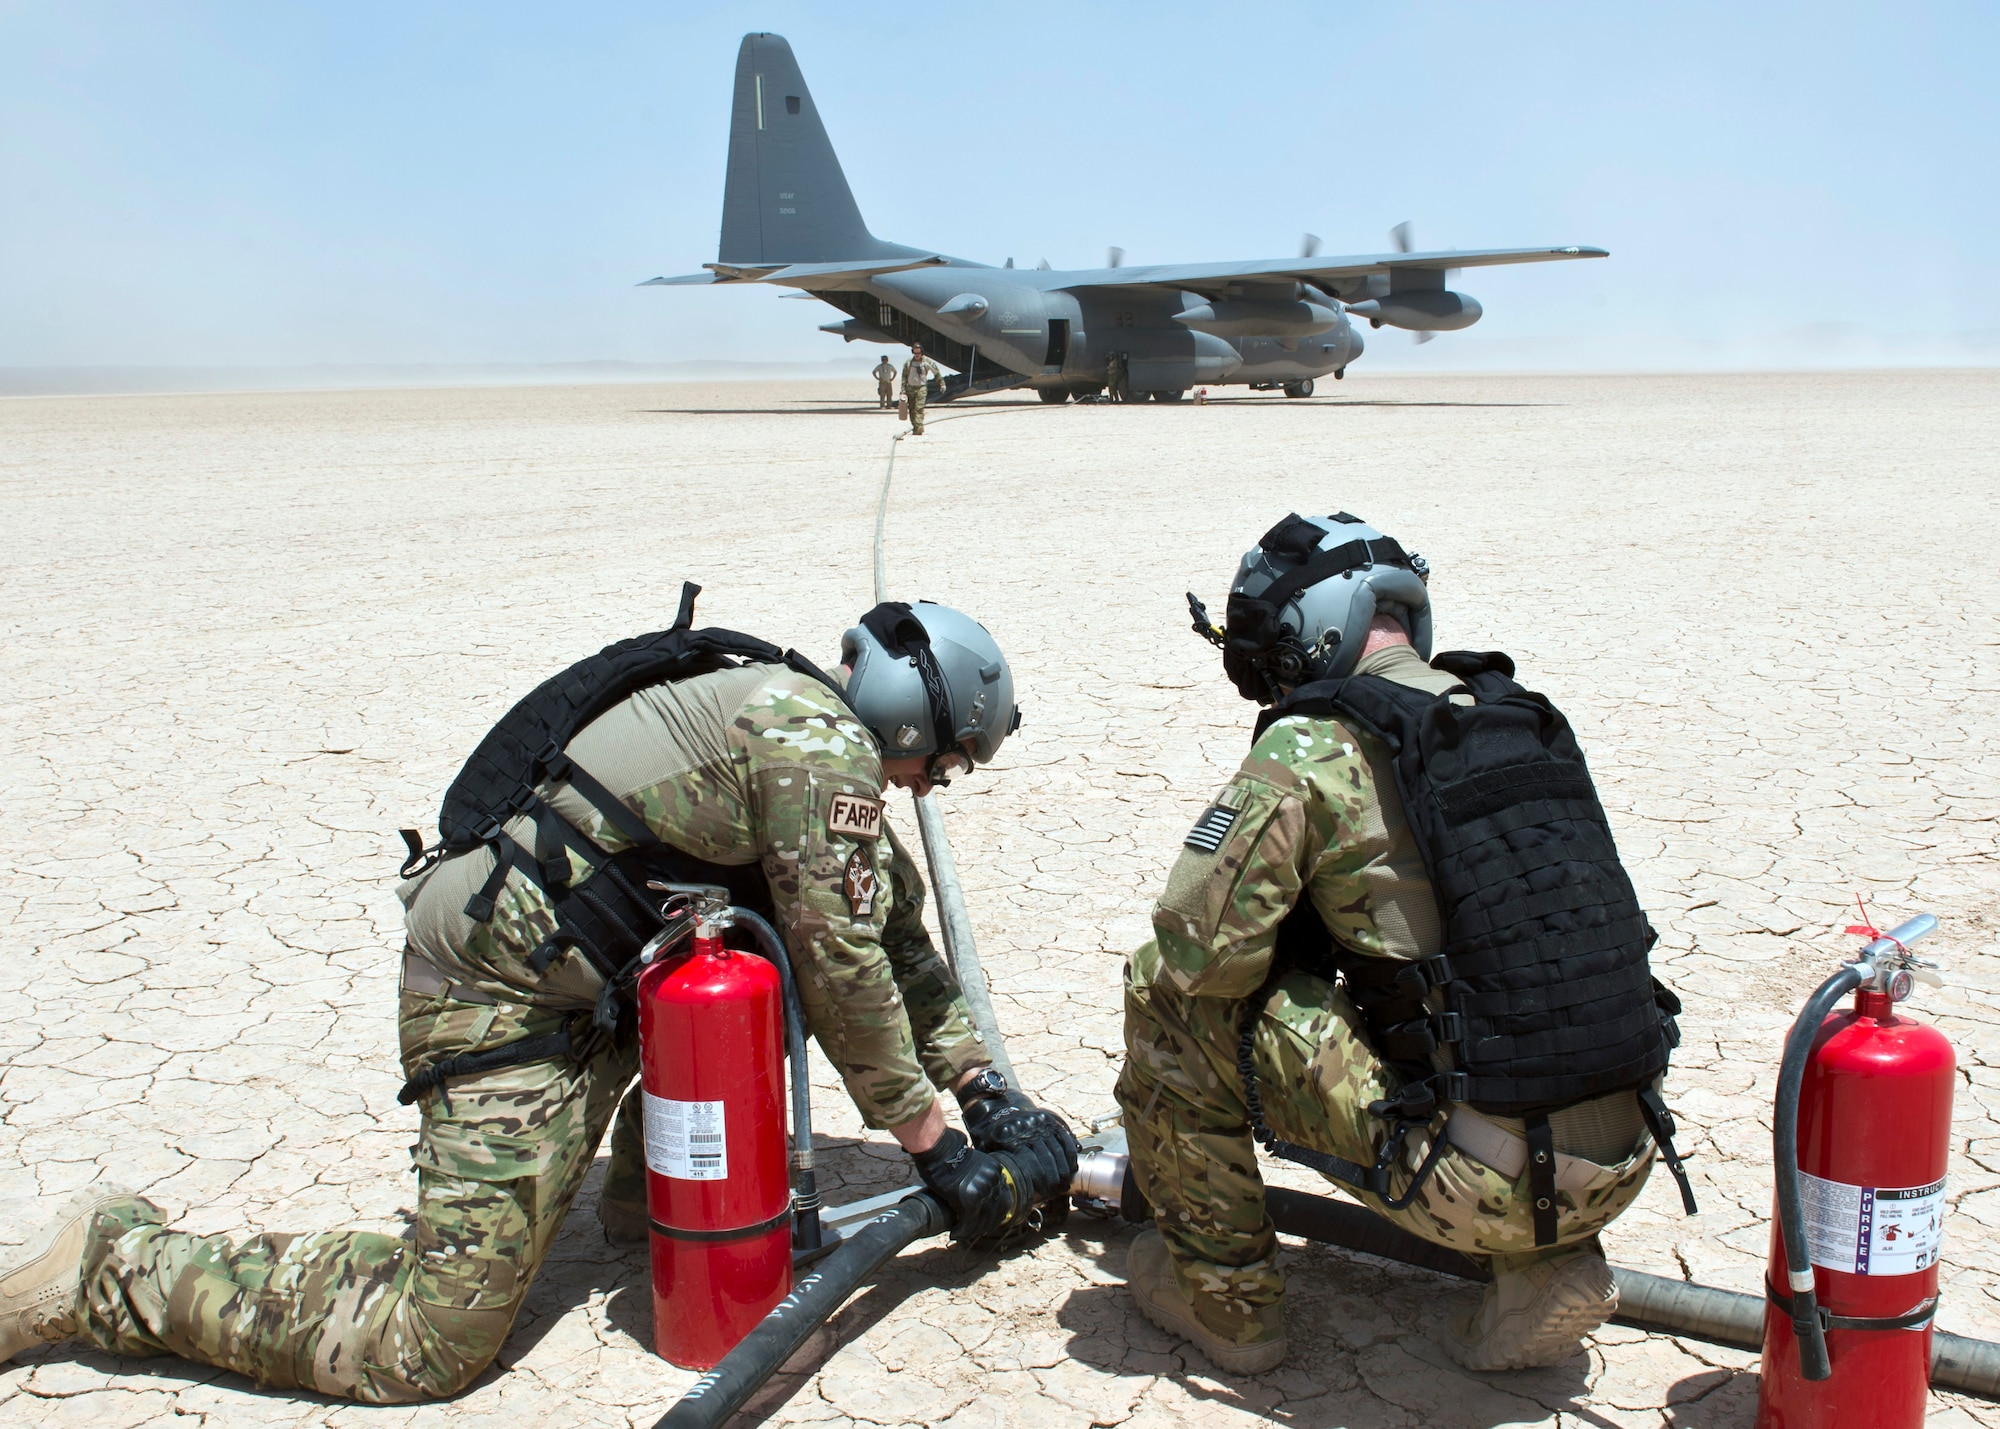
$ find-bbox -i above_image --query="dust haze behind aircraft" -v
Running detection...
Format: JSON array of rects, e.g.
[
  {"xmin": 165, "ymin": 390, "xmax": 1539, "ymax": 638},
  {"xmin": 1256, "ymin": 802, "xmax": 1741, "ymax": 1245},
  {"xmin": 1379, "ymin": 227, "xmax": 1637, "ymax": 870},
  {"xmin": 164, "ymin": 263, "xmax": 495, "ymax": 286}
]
[{"xmin": 648, "ymin": 33, "xmax": 1607, "ymax": 403}]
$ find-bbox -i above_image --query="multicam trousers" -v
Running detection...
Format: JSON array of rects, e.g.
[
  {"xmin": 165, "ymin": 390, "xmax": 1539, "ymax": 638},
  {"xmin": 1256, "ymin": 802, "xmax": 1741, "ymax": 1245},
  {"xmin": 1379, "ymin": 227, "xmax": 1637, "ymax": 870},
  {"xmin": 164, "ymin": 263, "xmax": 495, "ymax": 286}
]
[
  {"xmin": 1115, "ymin": 949, "xmax": 1657, "ymax": 1349},
  {"xmin": 78, "ymin": 979, "xmax": 640, "ymax": 1404}
]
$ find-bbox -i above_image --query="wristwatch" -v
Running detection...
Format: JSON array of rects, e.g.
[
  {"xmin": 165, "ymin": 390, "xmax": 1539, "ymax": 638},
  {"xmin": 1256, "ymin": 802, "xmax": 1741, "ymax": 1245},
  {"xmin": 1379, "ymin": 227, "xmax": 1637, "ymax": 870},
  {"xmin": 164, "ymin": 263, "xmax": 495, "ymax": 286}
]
[{"xmin": 956, "ymin": 1068, "xmax": 1010, "ymax": 1104}]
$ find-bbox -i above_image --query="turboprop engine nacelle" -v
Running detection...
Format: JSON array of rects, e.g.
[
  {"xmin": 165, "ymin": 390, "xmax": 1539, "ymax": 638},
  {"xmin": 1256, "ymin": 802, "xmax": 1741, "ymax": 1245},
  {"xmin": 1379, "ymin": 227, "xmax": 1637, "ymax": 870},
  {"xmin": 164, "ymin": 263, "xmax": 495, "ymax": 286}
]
[
  {"xmin": 1345, "ymin": 291, "xmax": 1482, "ymax": 332},
  {"xmin": 1174, "ymin": 299, "xmax": 1343, "ymax": 338}
]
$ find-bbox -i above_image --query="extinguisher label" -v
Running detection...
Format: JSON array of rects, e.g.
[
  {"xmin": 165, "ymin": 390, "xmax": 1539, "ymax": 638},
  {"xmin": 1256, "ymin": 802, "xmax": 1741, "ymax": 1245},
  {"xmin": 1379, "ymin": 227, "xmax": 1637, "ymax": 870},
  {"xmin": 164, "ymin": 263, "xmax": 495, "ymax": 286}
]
[
  {"xmin": 643, "ymin": 1092, "xmax": 728, "ymax": 1181},
  {"xmin": 1800, "ymin": 1171, "xmax": 1947, "ymax": 1275}
]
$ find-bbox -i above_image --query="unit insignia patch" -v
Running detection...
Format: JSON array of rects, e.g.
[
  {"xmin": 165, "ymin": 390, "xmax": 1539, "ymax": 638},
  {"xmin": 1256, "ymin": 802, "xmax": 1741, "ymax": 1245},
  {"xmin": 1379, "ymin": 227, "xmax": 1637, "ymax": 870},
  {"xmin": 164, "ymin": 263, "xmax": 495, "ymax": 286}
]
[
  {"xmin": 827, "ymin": 792, "xmax": 885, "ymax": 840},
  {"xmin": 1184, "ymin": 805, "xmax": 1239, "ymax": 853},
  {"xmin": 844, "ymin": 846, "xmax": 879, "ymax": 917}
]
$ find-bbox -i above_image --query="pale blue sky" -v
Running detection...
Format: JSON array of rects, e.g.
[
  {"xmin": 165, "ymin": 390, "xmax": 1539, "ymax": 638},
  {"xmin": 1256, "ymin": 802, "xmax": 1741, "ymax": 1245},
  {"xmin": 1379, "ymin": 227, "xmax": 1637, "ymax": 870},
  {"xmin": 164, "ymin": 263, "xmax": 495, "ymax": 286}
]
[{"xmin": 3, "ymin": 2, "xmax": 1994, "ymax": 371}]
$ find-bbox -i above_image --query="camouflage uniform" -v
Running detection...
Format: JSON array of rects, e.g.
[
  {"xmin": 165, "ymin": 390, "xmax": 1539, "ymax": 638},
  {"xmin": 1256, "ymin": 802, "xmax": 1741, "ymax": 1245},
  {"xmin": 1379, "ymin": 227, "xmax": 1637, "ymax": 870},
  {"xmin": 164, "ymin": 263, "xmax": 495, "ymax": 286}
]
[
  {"xmin": 1115, "ymin": 643, "xmax": 1659, "ymax": 1351},
  {"xmin": 77, "ymin": 663, "xmax": 988, "ymax": 1402},
  {"xmin": 902, "ymin": 355, "xmax": 941, "ymax": 433},
  {"xmin": 1105, "ymin": 351, "xmax": 1127, "ymax": 403},
  {"xmin": 873, "ymin": 357, "xmax": 897, "ymax": 408}
]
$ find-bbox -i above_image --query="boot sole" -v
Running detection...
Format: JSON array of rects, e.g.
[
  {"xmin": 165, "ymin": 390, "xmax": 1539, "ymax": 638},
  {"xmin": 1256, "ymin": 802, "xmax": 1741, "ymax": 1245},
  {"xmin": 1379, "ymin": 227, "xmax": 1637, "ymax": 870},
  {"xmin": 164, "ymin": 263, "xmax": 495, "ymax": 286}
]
[{"xmin": 1448, "ymin": 1260, "xmax": 1618, "ymax": 1372}]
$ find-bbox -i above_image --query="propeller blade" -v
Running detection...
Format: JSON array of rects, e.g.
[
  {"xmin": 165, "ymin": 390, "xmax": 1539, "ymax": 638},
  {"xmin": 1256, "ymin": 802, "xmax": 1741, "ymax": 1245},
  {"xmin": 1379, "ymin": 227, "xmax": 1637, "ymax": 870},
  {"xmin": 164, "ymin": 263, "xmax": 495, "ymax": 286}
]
[
  {"xmin": 1301, "ymin": 232, "xmax": 1322, "ymax": 259},
  {"xmin": 1108, "ymin": 246, "xmax": 1124, "ymax": 269},
  {"xmin": 1036, "ymin": 257, "xmax": 1051, "ymax": 270},
  {"xmin": 1391, "ymin": 221, "xmax": 1415, "ymax": 254},
  {"xmin": 1413, "ymin": 330, "xmax": 1434, "ymax": 345}
]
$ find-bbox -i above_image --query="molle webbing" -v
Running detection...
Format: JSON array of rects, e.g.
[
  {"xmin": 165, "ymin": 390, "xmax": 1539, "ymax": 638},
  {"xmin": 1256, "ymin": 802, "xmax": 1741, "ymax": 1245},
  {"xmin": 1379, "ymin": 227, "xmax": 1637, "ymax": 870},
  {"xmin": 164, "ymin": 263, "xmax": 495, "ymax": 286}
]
[
  {"xmin": 435, "ymin": 587, "xmax": 788, "ymax": 854},
  {"xmin": 1258, "ymin": 650, "xmax": 1675, "ymax": 1118},
  {"xmin": 395, "ymin": 585, "xmax": 822, "ymax": 1105}
]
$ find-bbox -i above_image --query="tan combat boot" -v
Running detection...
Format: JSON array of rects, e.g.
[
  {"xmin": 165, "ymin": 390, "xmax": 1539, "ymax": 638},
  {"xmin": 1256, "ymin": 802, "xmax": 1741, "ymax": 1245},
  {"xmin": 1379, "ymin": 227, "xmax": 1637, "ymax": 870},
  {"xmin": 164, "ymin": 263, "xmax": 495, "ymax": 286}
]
[
  {"xmin": 1126, "ymin": 1228, "xmax": 1287, "ymax": 1376},
  {"xmin": 1443, "ymin": 1243, "xmax": 1618, "ymax": 1371},
  {"xmin": 598, "ymin": 1201, "xmax": 648, "ymax": 1248},
  {"xmin": 1, "ymin": 1187, "xmax": 130, "ymax": 1365}
]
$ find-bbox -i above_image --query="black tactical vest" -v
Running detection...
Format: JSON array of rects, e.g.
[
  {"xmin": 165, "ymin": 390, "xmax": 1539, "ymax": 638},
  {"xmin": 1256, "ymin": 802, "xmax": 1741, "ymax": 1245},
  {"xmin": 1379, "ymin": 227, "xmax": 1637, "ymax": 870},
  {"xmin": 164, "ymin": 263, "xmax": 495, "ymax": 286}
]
[
  {"xmin": 402, "ymin": 582, "xmax": 845, "ymax": 996},
  {"xmin": 1254, "ymin": 650, "xmax": 1678, "ymax": 1118}
]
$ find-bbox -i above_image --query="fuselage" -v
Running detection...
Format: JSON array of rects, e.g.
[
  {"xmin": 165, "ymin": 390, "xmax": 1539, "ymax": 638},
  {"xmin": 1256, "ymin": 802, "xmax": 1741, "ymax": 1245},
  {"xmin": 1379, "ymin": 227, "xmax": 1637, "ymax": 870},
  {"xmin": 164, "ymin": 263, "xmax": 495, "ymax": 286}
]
[{"xmin": 830, "ymin": 258, "xmax": 1363, "ymax": 396}]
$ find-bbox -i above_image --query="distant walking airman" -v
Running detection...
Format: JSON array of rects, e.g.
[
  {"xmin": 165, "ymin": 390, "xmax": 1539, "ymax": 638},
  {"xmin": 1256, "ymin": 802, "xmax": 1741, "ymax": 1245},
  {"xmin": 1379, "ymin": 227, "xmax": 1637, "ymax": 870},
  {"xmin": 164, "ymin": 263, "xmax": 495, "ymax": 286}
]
[{"xmin": 902, "ymin": 345, "xmax": 943, "ymax": 434}]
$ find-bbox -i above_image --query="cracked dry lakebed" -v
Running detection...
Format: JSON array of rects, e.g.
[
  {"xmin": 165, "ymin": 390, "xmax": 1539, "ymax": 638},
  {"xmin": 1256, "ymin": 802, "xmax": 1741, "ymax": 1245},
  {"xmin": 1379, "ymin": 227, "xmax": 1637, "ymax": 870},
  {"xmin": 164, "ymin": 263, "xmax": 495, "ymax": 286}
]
[{"xmin": 3, "ymin": 370, "xmax": 1998, "ymax": 1427}]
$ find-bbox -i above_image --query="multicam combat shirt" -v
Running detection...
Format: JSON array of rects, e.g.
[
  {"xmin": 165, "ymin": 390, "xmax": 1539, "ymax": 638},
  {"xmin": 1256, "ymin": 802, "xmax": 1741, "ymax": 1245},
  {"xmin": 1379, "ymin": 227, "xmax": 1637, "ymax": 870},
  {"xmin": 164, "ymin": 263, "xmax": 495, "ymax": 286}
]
[{"xmin": 401, "ymin": 662, "xmax": 985, "ymax": 1129}]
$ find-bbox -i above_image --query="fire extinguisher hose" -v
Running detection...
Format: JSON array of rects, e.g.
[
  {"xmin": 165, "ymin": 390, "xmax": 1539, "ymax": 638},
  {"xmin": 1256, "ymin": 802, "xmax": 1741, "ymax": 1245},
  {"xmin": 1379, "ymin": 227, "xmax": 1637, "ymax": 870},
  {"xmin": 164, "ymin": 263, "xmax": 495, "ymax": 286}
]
[
  {"xmin": 1772, "ymin": 960, "xmax": 1867, "ymax": 1382},
  {"xmin": 727, "ymin": 907, "xmax": 825, "ymax": 1255},
  {"xmin": 651, "ymin": 1192, "xmax": 952, "ymax": 1429}
]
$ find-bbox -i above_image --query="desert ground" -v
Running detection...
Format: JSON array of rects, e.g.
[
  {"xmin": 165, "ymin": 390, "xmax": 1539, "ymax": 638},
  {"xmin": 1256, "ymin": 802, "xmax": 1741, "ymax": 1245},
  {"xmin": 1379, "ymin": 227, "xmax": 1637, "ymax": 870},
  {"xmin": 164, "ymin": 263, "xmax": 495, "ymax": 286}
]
[{"xmin": 3, "ymin": 369, "xmax": 1997, "ymax": 1428}]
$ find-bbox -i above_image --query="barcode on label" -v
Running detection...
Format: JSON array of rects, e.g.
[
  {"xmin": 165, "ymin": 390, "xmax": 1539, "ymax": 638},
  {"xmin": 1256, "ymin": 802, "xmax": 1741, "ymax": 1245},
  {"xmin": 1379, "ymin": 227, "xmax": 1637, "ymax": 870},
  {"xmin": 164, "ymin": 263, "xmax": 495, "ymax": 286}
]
[{"xmin": 642, "ymin": 1092, "xmax": 729, "ymax": 1181}]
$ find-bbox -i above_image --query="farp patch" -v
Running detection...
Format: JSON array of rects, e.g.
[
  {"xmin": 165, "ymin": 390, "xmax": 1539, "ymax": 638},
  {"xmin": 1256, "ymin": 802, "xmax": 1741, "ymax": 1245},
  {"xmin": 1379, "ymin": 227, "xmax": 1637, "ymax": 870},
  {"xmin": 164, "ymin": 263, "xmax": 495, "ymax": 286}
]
[
  {"xmin": 827, "ymin": 792, "xmax": 885, "ymax": 840},
  {"xmin": 843, "ymin": 846, "xmax": 879, "ymax": 917},
  {"xmin": 1184, "ymin": 805, "xmax": 1239, "ymax": 853}
]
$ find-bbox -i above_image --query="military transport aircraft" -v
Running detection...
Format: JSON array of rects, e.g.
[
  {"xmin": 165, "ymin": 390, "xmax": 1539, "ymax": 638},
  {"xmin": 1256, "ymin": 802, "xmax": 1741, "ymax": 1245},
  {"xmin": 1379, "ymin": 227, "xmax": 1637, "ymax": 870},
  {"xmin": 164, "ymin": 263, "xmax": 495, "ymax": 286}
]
[{"xmin": 647, "ymin": 33, "xmax": 1607, "ymax": 404}]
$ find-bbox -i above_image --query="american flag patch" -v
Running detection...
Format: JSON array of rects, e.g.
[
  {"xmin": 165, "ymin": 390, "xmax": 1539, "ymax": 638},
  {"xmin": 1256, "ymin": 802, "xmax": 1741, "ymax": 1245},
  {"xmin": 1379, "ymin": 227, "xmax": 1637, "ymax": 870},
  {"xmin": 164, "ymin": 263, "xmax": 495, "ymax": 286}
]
[{"xmin": 1184, "ymin": 805, "xmax": 1239, "ymax": 853}]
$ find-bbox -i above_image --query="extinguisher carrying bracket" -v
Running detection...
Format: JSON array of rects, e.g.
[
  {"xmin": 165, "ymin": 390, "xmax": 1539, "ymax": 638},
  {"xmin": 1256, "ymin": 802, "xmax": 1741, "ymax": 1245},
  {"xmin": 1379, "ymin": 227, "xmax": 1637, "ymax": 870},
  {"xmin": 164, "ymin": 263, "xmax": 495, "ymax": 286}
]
[{"xmin": 1773, "ymin": 911, "xmax": 1942, "ymax": 1383}]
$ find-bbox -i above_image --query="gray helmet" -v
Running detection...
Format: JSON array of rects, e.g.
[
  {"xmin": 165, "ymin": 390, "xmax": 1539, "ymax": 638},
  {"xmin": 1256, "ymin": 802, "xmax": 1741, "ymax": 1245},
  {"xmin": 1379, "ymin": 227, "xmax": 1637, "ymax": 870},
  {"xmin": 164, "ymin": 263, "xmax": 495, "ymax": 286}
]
[
  {"xmin": 841, "ymin": 601, "xmax": 1020, "ymax": 775},
  {"xmin": 1191, "ymin": 512, "xmax": 1432, "ymax": 703}
]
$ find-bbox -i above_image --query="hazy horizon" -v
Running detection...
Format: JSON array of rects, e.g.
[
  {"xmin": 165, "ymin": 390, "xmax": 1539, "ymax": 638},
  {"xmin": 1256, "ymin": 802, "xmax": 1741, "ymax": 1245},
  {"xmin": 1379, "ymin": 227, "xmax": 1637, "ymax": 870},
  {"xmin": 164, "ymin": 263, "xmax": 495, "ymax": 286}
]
[{"xmin": 5, "ymin": 3, "xmax": 1995, "ymax": 375}]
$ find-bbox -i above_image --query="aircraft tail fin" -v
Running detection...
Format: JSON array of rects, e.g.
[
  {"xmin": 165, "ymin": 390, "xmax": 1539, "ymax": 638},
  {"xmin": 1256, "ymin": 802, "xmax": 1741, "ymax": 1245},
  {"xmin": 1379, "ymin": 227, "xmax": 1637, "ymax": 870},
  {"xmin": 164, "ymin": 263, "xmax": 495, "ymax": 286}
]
[{"xmin": 719, "ymin": 34, "xmax": 917, "ymax": 265}]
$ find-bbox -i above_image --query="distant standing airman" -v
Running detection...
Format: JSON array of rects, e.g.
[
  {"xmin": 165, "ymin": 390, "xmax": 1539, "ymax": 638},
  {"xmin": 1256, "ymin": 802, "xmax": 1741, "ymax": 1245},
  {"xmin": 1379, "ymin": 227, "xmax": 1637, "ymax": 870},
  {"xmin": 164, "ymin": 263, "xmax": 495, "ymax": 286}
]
[
  {"xmin": 873, "ymin": 355, "xmax": 897, "ymax": 409},
  {"xmin": 1106, "ymin": 350, "xmax": 1129, "ymax": 403},
  {"xmin": 902, "ymin": 345, "xmax": 943, "ymax": 434}
]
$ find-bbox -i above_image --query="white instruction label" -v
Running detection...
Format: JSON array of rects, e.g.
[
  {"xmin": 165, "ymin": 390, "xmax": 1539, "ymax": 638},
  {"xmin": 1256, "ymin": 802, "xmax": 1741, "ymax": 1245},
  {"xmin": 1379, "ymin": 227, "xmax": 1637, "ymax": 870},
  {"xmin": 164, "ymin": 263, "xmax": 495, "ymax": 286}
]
[
  {"xmin": 643, "ymin": 1092, "xmax": 728, "ymax": 1181},
  {"xmin": 1800, "ymin": 1172, "xmax": 1946, "ymax": 1275}
]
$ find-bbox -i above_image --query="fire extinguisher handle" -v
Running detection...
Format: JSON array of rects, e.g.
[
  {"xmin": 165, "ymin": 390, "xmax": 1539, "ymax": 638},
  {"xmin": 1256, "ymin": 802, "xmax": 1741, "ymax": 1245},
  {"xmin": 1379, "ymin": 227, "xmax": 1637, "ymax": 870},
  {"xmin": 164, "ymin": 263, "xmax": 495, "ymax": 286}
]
[{"xmin": 1772, "ymin": 960, "xmax": 1867, "ymax": 1382}]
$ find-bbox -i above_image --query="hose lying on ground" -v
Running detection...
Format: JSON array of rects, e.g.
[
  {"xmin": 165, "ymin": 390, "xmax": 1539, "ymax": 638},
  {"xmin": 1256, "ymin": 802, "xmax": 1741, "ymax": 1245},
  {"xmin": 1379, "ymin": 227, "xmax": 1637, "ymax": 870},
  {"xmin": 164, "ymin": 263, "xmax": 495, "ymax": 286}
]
[
  {"xmin": 1261, "ymin": 1177, "xmax": 2000, "ymax": 1400},
  {"xmin": 653, "ymin": 1193, "xmax": 952, "ymax": 1429}
]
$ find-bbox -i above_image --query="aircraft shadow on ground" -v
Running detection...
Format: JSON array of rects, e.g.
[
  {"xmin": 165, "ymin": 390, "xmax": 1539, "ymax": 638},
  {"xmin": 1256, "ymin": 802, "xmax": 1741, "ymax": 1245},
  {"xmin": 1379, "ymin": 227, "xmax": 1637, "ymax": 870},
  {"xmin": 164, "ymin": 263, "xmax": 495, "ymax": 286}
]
[{"xmin": 636, "ymin": 398, "xmax": 1553, "ymax": 416}]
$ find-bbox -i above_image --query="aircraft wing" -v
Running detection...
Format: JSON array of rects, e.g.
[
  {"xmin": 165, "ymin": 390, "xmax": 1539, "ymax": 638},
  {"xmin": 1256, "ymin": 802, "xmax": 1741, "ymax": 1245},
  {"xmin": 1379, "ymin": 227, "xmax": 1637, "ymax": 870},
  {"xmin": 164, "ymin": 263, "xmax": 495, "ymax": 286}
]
[
  {"xmin": 640, "ymin": 255, "xmax": 949, "ymax": 289},
  {"xmin": 1062, "ymin": 245, "xmax": 1606, "ymax": 294}
]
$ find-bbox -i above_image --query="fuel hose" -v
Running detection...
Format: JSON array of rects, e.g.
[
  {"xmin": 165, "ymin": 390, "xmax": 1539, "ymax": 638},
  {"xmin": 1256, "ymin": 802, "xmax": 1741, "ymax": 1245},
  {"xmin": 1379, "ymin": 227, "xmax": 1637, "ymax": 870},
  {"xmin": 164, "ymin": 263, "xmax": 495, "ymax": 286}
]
[
  {"xmin": 871, "ymin": 427, "xmax": 1018, "ymax": 1082},
  {"xmin": 652, "ymin": 1193, "xmax": 950, "ymax": 1429}
]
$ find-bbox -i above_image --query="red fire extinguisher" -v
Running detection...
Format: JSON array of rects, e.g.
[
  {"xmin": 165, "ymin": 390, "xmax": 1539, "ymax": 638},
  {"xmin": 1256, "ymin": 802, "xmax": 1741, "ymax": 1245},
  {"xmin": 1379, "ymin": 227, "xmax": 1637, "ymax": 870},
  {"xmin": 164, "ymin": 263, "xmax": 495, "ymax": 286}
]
[
  {"xmin": 1758, "ymin": 912, "xmax": 1953, "ymax": 1428},
  {"xmin": 637, "ymin": 906, "xmax": 793, "ymax": 1370}
]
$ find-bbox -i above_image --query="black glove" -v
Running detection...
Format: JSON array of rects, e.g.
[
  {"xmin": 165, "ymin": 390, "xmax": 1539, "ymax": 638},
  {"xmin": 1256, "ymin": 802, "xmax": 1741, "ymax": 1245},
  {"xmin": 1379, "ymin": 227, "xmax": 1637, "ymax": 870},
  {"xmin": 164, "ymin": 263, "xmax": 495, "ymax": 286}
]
[
  {"xmin": 957, "ymin": 1071, "xmax": 1081, "ymax": 1197},
  {"xmin": 911, "ymin": 1127, "xmax": 1034, "ymax": 1241}
]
